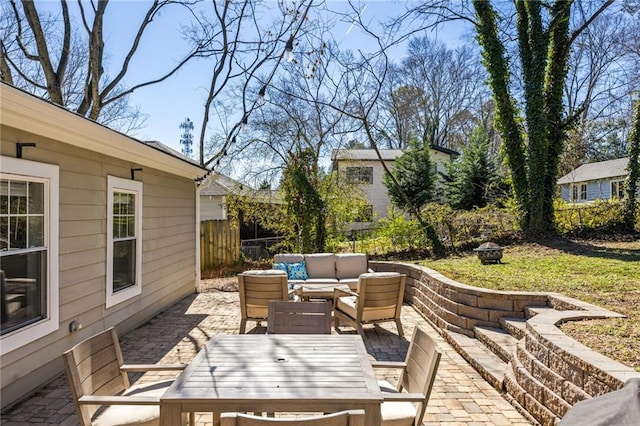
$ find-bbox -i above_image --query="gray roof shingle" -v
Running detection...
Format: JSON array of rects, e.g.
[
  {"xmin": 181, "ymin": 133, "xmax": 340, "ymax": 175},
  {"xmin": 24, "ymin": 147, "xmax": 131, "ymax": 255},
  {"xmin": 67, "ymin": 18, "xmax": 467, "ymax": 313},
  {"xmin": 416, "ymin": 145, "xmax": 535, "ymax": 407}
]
[{"xmin": 557, "ymin": 157, "xmax": 628, "ymax": 184}]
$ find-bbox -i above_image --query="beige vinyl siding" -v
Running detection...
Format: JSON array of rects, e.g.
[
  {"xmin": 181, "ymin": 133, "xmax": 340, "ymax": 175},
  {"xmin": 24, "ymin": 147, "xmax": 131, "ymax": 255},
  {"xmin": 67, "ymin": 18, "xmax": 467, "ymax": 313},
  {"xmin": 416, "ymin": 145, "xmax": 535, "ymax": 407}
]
[{"xmin": 0, "ymin": 128, "xmax": 197, "ymax": 407}]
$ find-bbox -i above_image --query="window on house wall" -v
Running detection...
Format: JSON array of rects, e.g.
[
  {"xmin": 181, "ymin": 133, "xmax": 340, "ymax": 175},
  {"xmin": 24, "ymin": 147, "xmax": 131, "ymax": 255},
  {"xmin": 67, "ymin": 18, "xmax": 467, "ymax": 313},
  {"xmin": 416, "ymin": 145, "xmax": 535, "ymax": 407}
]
[
  {"xmin": 355, "ymin": 205, "xmax": 373, "ymax": 222},
  {"xmin": 1, "ymin": 157, "xmax": 59, "ymax": 355},
  {"xmin": 611, "ymin": 180, "xmax": 625, "ymax": 199},
  {"xmin": 106, "ymin": 176, "xmax": 142, "ymax": 308},
  {"xmin": 571, "ymin": 183, "xmax": 588, "ymax": 201},
  {"xmin": 346, "ymin": 167, "xmax": 373, "ymax": 184}
]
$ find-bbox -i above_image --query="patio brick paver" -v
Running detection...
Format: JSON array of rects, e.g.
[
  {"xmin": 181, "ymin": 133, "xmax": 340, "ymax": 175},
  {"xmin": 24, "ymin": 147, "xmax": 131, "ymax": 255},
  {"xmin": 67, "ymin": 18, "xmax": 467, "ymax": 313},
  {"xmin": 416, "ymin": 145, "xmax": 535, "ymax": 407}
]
[{"xmin": 1, "ymin": 289, "xmax": 534, "ymax": 425}]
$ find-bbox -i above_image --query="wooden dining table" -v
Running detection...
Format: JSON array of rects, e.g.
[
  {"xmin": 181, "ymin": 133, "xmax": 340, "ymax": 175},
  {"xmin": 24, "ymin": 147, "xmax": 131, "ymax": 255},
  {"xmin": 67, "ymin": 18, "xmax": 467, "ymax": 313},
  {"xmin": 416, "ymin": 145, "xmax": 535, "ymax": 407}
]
[{"xmin": 159, "ymin": 334, "xmax": 383, "ymax": 426}]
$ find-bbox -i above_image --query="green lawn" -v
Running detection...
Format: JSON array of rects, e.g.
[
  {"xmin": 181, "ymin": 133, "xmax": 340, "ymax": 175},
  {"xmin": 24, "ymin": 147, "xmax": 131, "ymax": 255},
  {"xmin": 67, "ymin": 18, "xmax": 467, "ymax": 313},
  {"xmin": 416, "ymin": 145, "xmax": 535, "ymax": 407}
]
[{"xmin": 420, "ymin": 239, "xmax": 640, "ymax": 371}]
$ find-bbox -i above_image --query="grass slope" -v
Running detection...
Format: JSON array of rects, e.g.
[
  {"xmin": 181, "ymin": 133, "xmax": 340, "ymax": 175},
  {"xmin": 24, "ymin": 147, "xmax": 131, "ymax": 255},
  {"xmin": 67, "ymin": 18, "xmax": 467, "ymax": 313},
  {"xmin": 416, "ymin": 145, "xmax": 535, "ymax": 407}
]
[{"xmin": 421, "ymin": 239, "xmax": 640, "ymax": 372}]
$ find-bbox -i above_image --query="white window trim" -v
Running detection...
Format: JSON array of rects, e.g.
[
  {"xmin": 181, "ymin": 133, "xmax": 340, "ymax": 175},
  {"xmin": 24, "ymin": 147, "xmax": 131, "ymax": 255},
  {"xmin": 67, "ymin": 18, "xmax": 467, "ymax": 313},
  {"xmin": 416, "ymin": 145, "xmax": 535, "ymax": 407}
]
[
  {"xmin": 346, "ymin": 166, "xmax": 374, "ymax": 185},
  {"xmin": 106, "ymin": 176, "xmax": 143, "ymax": 308},
  {"xmin": 579, "ymin": 183, "xmax": 588, "ymax": 200},
  {"xmin": 611, "ymin": 179, "xmax": 624, "ymax": 199},
  {"xmin": 1, "ymin": 156, "xmax": 59, "ymax": 355}
]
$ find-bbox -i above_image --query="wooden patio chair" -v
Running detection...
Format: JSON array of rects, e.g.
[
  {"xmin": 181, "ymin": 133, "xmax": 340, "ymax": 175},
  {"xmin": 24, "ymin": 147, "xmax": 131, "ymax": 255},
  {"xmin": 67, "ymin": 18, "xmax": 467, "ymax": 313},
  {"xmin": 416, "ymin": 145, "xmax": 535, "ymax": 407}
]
[
  {"xmin": 221, "ymin": 410, "xmax": 365, "ymax": 426},
  {"xmin": 267, "ymin": 300, "xmax": 332, "ymax": 334},
  {"xmin": 62, "ymin": 327, "xmax": 192, "ymax": 426},
  {"xmin": 333, "ymin": 272, "xmax": 406, "ymax": 337},
  {"xmin": 238, "ymin": 270, "xmax": 289, "ymax": 333},
  {"xmin": 372, "ymin": 327, "xmax": 442, "ymax": 426}
]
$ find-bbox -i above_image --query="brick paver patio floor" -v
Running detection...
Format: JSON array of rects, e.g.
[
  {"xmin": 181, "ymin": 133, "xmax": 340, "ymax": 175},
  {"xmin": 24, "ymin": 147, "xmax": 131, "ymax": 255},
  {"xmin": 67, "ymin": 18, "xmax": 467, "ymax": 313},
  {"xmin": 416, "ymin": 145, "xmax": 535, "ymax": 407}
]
[{"xmin": 1, "ymin": 289, "xmax": 533, "ymax": 425}]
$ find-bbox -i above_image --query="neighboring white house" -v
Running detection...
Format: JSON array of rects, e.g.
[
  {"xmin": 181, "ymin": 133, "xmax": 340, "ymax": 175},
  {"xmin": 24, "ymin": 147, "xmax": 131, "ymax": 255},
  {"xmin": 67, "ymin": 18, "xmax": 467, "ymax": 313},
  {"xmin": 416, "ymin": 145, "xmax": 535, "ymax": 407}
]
[
  {"xmin": 200, "ymin": 174, "xmax": 247, "ymax": 220},
  {"xmin": 331, "ymin": 146, "xmax": 459, "ymax": 226},
  {"xmin": 1, "ymin": 83, "xmax": 206, "ymax": 409},
  {"xmin": 557, "ymin": 157, "xmax": 637, "ymax": 203}
]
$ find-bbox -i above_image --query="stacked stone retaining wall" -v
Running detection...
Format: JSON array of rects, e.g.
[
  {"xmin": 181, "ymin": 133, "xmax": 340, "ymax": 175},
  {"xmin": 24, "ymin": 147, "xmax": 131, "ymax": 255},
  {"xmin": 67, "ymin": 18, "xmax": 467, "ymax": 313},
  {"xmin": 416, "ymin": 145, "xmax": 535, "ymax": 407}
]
[{"xmin": 370, "ymin": 261, "xmax": 639, "ymax": 426}]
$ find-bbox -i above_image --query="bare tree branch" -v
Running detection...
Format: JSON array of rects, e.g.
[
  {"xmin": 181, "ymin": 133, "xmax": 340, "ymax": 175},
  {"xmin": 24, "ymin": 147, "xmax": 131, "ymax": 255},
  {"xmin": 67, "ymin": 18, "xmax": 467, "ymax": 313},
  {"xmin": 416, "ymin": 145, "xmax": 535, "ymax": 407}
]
[
  {"xmin": 5, "ymin": 0, "xmax": 203, "ymax": 131},
  {"xmin": 0, "ymin": 40, "xmax": 13, "ymax": 84},
  {"xmin": 568, "ymin": 0, "xmax": 615, "ymax": 44},
  {"xmin": 203, "ymin": 0, "xmax": 316, "ymax": 168},
  {"xmin": 21, "ymin": 0, "xmax": 64, "ymax": 104},
  {"xmin": 11, "ymin": 0, "xmax": 39, "ymax": 61}
]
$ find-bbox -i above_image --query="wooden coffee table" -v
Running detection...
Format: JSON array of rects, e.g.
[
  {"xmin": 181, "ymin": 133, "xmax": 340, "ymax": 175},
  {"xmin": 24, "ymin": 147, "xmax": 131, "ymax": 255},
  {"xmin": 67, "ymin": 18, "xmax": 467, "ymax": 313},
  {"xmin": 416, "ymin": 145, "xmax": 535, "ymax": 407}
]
[{"xmin": 293, "ymin": 283, "xmax": 352, "ymax": 301}]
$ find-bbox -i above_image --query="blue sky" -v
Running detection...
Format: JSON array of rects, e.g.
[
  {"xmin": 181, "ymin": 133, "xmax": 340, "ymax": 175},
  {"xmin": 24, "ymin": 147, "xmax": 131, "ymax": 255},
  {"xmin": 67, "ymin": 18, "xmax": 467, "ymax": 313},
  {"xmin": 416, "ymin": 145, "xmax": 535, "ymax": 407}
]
[{"xmin": 91, "ymin": 1, "xmax": 473, "ymax": 155}]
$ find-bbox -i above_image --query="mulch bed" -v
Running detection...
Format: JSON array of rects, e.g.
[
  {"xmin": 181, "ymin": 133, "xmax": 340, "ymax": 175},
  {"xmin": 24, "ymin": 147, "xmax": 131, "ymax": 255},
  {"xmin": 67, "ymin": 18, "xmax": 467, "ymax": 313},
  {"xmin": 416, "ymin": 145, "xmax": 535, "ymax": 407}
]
[{"xmin": 200, "ymin": 277, "xmax": 238, "ymax": 292}]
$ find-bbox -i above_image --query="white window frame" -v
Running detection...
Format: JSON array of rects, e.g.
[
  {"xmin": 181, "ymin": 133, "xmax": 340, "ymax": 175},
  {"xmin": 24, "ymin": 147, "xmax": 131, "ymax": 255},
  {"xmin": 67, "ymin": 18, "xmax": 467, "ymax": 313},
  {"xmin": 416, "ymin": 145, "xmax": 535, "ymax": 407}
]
[
  {"xmin": 346, "ymin": 166, "xmax": 373, "ymax": 184},
  {"xmin": 1, "ymin": 157, "xmax": 59, "ymax": 355},
  {"xmin": 106, "ymin": 176, "xmax": 143, "ymax": 308},
  {"xmin": 579, "ymin": 183, "xmax": 587, "ymax": 200},
  {"xmin": 611, "ymin": 179, "xmax": 624, "ymax": 199}
]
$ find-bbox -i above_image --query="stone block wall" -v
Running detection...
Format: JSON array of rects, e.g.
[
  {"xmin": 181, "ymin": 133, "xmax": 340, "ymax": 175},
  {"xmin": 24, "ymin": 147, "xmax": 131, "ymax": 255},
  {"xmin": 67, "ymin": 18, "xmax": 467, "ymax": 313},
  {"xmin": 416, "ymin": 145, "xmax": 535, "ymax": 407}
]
[
  {"xmin": 370, "ymin": 261, "xmax": 639, "ymax": 426},
  {"xmin": 371, "ymin": 261, "xmax": 548, "ymax": 336}
]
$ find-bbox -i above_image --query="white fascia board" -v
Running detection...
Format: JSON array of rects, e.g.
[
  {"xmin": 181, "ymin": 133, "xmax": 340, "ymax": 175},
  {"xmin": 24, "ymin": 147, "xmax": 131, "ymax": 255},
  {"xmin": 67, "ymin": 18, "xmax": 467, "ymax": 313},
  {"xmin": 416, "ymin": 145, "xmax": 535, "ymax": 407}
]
[{"xmin": 1, "ymin": 84, "xmax": 205, "ymax": 180}]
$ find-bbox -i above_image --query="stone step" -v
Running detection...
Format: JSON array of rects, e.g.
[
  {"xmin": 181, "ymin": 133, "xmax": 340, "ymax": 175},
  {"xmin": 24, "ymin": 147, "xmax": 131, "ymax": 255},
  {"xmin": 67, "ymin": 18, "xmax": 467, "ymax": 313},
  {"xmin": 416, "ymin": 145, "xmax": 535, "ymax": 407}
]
[
  {"xmin": 474, "ymin": 325, "xmax": 519, "ymax": 363},
  {"xmin": 443, "ymin": 329, "xmax": 507, "ymax": 391},
  {"xmin": 500, "ymin": 317, "xmax": 527, "ymax": 340},
  {"xmin": 504, "ymin": 360, "xmax": 545, "ymax": 426},
  {"xmin": 524, "ymin": 306, "xmax": 556, "ymax": 319}
]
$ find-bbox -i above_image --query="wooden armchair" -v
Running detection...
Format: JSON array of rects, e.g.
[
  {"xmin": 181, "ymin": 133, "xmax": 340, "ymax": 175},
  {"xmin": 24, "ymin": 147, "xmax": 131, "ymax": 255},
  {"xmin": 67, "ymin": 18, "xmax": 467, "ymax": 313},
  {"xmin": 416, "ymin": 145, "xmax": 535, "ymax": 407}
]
[
  {"xmin": 62, "ymin": 327, "xmax": 191, "ymax": 426},
  {"xmin": 238, "ymin": 270, "xmax": 289, "ymax": 333},
  {"xmin": 372, "ymin": 327, "xmax": 441, "ymax": 426},
  {"xmin": 221, "ymin": 410, "xmax": 365, "ymax": 425},
  {"xmin": 267, "ymin": 301, "xmax": 332, "ymax": 334},
  {"xmin": 333, "ymin": 272, "xmax": 406, "ymax": 337}
]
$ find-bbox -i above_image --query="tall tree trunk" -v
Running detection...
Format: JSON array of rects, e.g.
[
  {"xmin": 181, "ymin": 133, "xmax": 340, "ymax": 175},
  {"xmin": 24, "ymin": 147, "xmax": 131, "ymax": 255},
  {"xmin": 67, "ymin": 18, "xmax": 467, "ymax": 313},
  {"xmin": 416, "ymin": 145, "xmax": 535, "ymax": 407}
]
[
  {"xmin": 473, "ymin": 0, "xmax": 600, "ymax": 238},
  {"xmin": 473, "ymin": 1, "xmax": 529, "ymax": 224},
  {"xmin": 623, "ymin": 98, "xmax": 640, "ymax": 230},
  {"xmin": 21, "ymin": 0, "xmax": 70, "ymax": 105},
  {"xmin": 516, "ymin": 0, "xmax": 549, "ymax": 233},
  {"xmin": 542, "ymin": 1, "xmax": 573, "ymax": 235}
]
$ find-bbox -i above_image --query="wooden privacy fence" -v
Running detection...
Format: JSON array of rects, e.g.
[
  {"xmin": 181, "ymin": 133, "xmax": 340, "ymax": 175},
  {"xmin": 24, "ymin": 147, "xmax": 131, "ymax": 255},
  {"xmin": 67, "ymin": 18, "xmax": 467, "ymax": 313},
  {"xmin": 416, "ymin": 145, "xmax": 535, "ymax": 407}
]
[{"xmin": 200, "ymin": 219, "xmax": 241, "ymax": 271}]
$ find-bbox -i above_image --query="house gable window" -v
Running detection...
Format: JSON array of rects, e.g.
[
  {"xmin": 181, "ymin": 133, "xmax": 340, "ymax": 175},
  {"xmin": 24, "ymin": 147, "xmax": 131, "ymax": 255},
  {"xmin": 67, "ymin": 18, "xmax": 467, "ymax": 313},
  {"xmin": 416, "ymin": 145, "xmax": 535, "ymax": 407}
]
[
  {"xmin": 611, "ymin": 180, "xmax": 625, "ymax": 199},
  {"xmin": 106, "ymin": 176, "xmax": 142, "ymax": 308},
  {"xmin": 346, "ymin": 167, "xmax": 373, "ymax": 184},
  {"xmin": 1, "ymin": 157, "xmax": 59, "ymax": 355}
]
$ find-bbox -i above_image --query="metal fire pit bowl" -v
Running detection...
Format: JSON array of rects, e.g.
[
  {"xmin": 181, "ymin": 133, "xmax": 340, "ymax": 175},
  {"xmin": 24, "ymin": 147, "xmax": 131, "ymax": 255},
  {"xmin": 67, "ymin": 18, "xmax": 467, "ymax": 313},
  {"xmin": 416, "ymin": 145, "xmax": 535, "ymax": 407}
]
[{"xmin": 473, "ymin": 242, "xmax": 504, "ymax": 264}]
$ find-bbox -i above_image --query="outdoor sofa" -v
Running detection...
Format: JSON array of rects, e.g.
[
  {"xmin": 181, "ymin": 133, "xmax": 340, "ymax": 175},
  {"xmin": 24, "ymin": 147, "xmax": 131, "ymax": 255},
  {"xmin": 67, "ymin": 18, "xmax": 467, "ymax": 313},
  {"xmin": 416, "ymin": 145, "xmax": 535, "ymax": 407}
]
[{"xmin": 273, "ymin": 253, "xmax": 372, "ymax": 291}]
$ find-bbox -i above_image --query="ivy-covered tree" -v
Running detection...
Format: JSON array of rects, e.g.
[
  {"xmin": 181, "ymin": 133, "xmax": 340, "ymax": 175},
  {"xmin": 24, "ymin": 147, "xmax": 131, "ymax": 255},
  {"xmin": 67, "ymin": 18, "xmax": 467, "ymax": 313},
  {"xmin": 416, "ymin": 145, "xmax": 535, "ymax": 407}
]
[
  {"xmin": 623, "ymin": 97, "xmax": 640, "ymax": 231},
  {"xmin": 280, "ymin": 148, "xmax": 325, "ymax": 253},
  {"xmin": 446, "ymin": 127, "xmax": 497, "ymax": 210},
  {"xmin": 472, "ymin": 0, "xmax": 614, "ymax": 237},
  {"xmin": 383, "ymin": 139, "xmax": 436, "ymax": 211}
]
